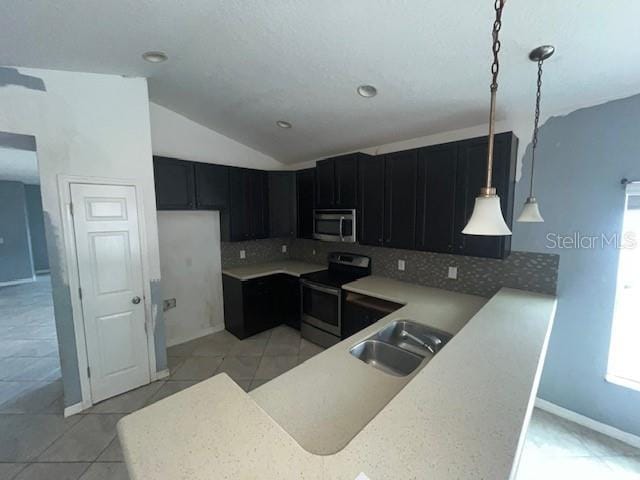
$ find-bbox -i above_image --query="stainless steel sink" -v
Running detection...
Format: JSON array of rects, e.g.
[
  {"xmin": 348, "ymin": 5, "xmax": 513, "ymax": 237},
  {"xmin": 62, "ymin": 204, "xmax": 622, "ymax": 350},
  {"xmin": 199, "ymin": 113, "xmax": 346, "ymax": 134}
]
[
  {"xmin": 373, "ymin": 320, "xmax": 452, "ymax": 358},
  {"xmin": 349, "ymin": 320, "xmax": 452, "ymax": 376},
  {"xmin": 349, "ymin": 340, "xmax": 424, "ymax": 377}
]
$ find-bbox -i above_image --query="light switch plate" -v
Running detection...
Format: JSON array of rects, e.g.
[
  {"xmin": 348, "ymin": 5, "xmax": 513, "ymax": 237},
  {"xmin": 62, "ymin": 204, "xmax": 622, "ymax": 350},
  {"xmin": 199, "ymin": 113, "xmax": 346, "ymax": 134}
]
[
  {"xmin": 398, "ymin": 259, "xmax": 406, "ymax": 271},
  {"xmin": 0, "ymin": 237, "xmax": 4, "ymax": 244},
  {"xmin": 312, "ymin": 249, "xmax": 316, "ymax": 255},
  {"xmin": 240, "ymin": 250, "xmax": 246, "ymax": 259},
  {"xmin": 282, "ymin": 244, "xmax": 287, "ymax": 253},
  {"xmin": 448, "ymin": 266, "xmax": 458, "ymax": 280}
]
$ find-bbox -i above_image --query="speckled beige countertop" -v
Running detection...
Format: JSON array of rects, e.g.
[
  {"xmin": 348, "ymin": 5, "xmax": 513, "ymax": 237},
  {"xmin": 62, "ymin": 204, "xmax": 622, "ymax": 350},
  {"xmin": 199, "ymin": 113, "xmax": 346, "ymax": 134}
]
[
  {"xmin": 222, "ymin": 260, "xmax": 325, "ymax": 280},
  {"xmin": 119, "ymin": 275, "xmax": 557, "ymax": 480}
]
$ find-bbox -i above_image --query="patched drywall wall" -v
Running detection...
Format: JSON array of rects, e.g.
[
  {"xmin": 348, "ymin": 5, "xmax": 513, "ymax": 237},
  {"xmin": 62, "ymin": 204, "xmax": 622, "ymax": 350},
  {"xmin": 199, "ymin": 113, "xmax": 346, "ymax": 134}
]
[
  {"xmin": 0, "ymin": 180, "xmax": 35, "ymax": 284},
  {"xmin": 24, "ymin": 184, "xmax": 49, "ymax": 272},
  {"xmin": 158, "ymin": 211, "xmax": 225, "ymax": 346},
  {"xmin": 0, "ymin": 67, "xmax": 166, "ymax": 408},
  {"xmin": 512, "ymin": 93, "xmax": 640, "ymax": 437}
]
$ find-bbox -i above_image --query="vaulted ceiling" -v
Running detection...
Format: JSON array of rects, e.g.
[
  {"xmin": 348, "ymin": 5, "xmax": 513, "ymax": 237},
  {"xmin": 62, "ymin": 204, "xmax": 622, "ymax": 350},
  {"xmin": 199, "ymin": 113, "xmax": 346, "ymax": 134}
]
[{"xmin": 1, "ymin": 1, "xmax": 639, "ymax": 163}]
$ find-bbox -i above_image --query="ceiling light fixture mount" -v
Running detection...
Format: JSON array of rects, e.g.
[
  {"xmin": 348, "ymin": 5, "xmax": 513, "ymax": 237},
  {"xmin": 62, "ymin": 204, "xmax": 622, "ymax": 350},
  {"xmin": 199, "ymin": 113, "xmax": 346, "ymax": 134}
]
[
  {"xmin": 142, "ymin": 51, "xmax": 168, "ymax": 63},
  {"xmin": 462, "ymin": 0, "xmax": 511, "ymax": 236},
  {"xmin": 518, "ymin": 44, "xmax": 556, "ymax": 223},
  {"xmin": 276, "ymin": 120, "xmax": 292, "ymax": 129},
  {"xmin": 357, "ymin": 85, "xmax": 378, "ymax": 98}
]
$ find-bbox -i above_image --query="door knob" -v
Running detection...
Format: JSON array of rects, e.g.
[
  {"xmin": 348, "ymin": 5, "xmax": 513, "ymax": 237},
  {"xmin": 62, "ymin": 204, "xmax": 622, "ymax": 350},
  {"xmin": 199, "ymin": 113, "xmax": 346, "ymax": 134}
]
[{"xmin": 132, "ymin": 296, "xmax": 141, "ymax": 305}]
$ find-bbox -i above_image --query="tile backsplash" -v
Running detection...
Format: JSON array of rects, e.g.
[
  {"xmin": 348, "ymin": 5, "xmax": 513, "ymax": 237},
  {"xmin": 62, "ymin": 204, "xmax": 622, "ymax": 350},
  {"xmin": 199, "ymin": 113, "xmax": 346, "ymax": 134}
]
[
  {"xmin": 220, "ymin": 237, "xmax": 559, "ymax": 298},
  {"xmin": 220, "ymin": 238, "xmax": 291, "ymax": 268}
]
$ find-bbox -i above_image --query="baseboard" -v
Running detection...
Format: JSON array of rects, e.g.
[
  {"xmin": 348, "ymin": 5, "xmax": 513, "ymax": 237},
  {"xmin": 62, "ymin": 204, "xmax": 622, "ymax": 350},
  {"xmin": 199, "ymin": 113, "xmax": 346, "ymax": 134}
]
[
  {"xmin": 35, "ymin": 269, "xmax": 50, "ymax": 275},
  {"xmin": 64, "ymin": 402, "xmax": 84, "ymax": 417},
  {"xmin": 166, "ymin": 324, "xmax": 225, "ymax": 347},
  {"xmin": 153, "ymin": 368, "xmax": 170, "ymax": 381},
  {"xmin": 535, "ymin": 397, "xmax": 640, "ymax": 449},
  {"xmin": 0, "ymin": 276, "xmax": 36, "ymax": 288}
]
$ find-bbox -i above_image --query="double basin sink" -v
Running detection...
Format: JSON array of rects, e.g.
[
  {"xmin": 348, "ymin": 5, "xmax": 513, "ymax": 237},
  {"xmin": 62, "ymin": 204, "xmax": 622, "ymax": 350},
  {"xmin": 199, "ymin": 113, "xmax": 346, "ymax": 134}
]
[{"xmin": 350, "ymin": 320, "xmax": 452, "ymax": 376}]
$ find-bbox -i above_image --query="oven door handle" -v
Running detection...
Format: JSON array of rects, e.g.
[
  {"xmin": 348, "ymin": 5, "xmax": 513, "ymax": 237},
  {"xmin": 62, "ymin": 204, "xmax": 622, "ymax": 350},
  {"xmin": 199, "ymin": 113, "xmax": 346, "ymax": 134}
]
[
  {"xmin": 339, "ymin": 216, "xmax": 345, "ymax": 242},
  {"xmin": 300, "ymin": 279, "xmax": 341, "ymax": 296}
]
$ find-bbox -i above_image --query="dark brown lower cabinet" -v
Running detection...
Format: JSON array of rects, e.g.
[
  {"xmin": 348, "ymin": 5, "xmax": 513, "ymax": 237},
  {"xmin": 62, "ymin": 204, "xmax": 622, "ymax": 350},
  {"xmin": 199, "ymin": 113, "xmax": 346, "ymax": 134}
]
[
  {"xmin": 342, "ymin": 292, "xmax": 402, "ymax": 338},
  {"xmin": 223, "ymin": 274, "xmax": 301, "ymax": 339}
]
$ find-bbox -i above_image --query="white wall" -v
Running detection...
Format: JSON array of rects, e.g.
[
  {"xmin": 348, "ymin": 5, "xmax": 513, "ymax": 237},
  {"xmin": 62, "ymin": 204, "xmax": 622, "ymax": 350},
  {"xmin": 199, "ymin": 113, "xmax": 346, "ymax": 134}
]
[
  {"xmin": 0, "ymin": 67, "xmax": 165, "ymax": 407},
  {"xmin": 149, "ymin": 102, "xmax": 286, "ymax": 170},
  {"xmin": 157, "ymin": 211, "xmax": 224, "ymax": 346}
]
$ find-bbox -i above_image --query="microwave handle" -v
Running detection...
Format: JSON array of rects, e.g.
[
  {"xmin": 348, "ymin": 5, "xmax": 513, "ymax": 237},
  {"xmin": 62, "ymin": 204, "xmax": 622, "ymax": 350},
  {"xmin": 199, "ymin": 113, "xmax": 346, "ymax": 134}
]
[{"xmin": 339, "ymin": 216, "xmax": 345, "ymax": 242}]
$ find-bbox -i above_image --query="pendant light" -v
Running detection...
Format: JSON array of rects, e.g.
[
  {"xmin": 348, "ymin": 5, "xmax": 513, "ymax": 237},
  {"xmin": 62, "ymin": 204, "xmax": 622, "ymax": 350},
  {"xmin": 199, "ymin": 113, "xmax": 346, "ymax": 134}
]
[
  {"xmin": 517, "ymin": 45, "xmax": 555, "ymax": 222},
  {"xmin": 462, "ymin": 0, "xmax": 511, "ymax": 236}
]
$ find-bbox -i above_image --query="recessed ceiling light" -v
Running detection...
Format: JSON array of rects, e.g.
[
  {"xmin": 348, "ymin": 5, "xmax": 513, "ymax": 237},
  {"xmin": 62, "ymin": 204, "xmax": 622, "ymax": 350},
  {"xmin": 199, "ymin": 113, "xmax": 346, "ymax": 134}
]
[
  {"xmin": 357, "ymin": 85, "xmax": 378, "ymax": 98},
  {"xmin": 142, "ymin": 51, "xmax": 168, "ymax": 63},
  {"xmin": 276, "ymin": 120, "xmax": 292, "ymax": 129}
]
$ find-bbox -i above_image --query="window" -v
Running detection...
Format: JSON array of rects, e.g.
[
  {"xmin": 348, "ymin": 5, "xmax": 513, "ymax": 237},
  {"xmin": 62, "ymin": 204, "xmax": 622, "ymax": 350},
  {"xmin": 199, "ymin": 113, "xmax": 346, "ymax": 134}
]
[{"xmin": 607, "ymin": 184, "xmax": 640, "ymax": 390}]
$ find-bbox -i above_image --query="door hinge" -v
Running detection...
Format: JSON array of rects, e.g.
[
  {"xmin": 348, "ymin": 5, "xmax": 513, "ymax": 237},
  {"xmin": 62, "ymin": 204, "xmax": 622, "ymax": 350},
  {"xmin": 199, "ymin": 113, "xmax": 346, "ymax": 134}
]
[
  {"xmin": 144, "ymin": 322, "xmax": 148, "ymax": 334},
  {"xmin": 69, "ymin": 202, "xmax": 74, "ymax": 217},
  {"xmin": 78, "ymin": 287, "xmax": 83, "ymax": 299},
  {"xmin": 87, "ymin": 366, "xmax": 91, "ymax": 378}
]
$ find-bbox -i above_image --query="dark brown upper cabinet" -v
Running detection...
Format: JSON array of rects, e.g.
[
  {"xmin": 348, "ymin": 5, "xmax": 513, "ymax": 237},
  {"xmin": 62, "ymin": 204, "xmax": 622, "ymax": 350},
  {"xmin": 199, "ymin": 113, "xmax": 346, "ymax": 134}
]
[
  {"xmin": 268, "ymin": 171, "xmax": 296, "ymax": 238},
  {"xmin": 453, "ymin": 132, "xmax": 518, "ymax": 259},
  {"xmin": 296, "ymin": 168, "xmax": 316, "ymax": 239},
  {"xmin": 383, "ymin": 150, "xmax": 418, "ymax": 249},
  {"xmin": 194, "ymin": 163, "xmax": 229, "ymax": 210},
  {"xmin": 226, "ymin": 168, "xmax": 269, "ymax": 241},
  {"xmin": 315, "ymin": 153, "xmax": 362, "ymax": 209},
  {"xmin": 153, "ymin": 156, "xmax": 195, "ymax": 210},
  {"xmin": 358, "ymin": 155, "xmax": 385, "ymax": 246},
  {"xmin": 415, "ymin": 142, "xmax": 459, "ymax": 253}
]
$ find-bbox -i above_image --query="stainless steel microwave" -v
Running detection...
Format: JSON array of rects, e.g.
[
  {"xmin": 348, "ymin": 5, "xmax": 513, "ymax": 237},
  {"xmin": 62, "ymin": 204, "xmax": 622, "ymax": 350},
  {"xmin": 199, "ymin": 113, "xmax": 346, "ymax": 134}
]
[{"xmin": 313, "ymin": 209, "xmax": 356, "ymax": 243}]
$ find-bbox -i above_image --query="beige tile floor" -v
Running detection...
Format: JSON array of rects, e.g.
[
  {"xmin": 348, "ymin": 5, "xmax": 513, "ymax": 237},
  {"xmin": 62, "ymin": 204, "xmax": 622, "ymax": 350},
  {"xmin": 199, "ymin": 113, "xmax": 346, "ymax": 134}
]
[{"xmin": 1, "ymin": 276, "xmax": 638, "ymax": 479}]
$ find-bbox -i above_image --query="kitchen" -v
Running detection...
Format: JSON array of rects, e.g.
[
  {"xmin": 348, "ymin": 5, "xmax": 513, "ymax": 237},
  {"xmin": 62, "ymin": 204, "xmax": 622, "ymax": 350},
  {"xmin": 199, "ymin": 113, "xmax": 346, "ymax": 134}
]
[{"xmin": 2, "ymin": 1, "xmax": 640, "ymax": 479}]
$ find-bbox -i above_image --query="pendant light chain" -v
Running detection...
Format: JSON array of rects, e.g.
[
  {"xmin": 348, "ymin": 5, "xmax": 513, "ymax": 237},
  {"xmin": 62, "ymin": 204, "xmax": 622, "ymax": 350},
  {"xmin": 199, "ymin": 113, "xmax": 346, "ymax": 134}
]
[
  {"xmin": 483, "ymin": 0, "xmax": 505, "ymax": 195},
  {"xmin": 529, "ymin": 59, "xmax": 544, "ymax": 197}
]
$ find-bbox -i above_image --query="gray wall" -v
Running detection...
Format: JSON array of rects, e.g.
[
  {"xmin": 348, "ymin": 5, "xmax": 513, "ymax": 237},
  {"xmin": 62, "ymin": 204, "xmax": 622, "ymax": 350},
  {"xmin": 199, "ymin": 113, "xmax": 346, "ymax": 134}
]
[
  {"xmin": 24, "ymin": 184, "xmax": 49, "ymax": 272},
  {"xmin": 0, "ymin": 180, "xmax": 34, "ymax": 284},
  {"xmin": 512, "ymin": 93, "xmax": 640, "ymax": 437}
]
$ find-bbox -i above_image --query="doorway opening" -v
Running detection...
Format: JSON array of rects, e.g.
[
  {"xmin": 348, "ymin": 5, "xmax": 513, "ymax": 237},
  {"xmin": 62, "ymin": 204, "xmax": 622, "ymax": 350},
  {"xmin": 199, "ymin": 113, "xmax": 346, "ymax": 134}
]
[{"xmin": 0, "ymin": 132, "xmax": 62, "ymax": 414}]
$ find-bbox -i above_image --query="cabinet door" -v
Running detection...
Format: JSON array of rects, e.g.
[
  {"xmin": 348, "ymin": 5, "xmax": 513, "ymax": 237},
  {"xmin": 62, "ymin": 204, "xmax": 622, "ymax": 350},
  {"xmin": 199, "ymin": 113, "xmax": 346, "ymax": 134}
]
[
  {"xmin": 194, "ymin": 163, "xmax": 229, "ymax": 210},
  {"xmin": 297, "ymin": 168, "xmax": 316, "ymax": 239},
  {"xmin": 228, "ymin": 167, "xmax": 250, "ymax": 241},
  {"xmin": 280, "ymin": 275, "xmax": 301, "ymax": 330},
  {"xmin": 454, "ymin": 132, "xmax": 517, "ymax": 259},
  {"xmin": 243, "ymin": 277, "xmax": 276, "ymax": 336},
  {"xmin": 384, "ymin": 150, "xmax": 418, "ymax": 249},
  {"xmin": 416, "ymin": 144, "xmax": 458, "ymax": 253},
  {"xmin": 153, "ymin": 156, "xmax": 195, "ymax": 210},
  {"xmin": 334, "ymin": 154, "xmax": 359, "ymax": 208},
  {"xmin": 249, "ymin": 170, "xmax": 269, "ymax": 239},
  {"xmin": 269, "ymin": 172, "xmax": 296, "ymax": 237},
  {"xmin": 315, "ymin": 159, "xmax": 335, "ymax": 208},
  {"xmin": 359, "ymin": 155, "xmax": 385, "ymax": 246}
]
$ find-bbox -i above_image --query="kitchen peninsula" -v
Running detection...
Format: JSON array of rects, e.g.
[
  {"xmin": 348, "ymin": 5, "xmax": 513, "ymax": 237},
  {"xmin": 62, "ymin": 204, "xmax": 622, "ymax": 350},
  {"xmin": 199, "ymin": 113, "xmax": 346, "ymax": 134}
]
[{"xmin": 118, "ymin": 276, "xmax": 556, "ymax": 479}]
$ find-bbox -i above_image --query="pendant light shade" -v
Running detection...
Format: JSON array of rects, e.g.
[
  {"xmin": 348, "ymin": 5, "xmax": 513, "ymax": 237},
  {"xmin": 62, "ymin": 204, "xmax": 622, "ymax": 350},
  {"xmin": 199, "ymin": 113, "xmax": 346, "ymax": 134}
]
[
  {"xmin": 517, "ymin": 45, "xmax": 555, "ymax": 224},
  {"xmin": 462, "ymin": 0, "xmax": 511, "ymax": 237},
  {"xmin": 517, "ymin": 196, "xmax": 544, "ymax": 222},
  {"xmin": 462, "ymin": 194, "xmax": 512, "ymax": 235}
]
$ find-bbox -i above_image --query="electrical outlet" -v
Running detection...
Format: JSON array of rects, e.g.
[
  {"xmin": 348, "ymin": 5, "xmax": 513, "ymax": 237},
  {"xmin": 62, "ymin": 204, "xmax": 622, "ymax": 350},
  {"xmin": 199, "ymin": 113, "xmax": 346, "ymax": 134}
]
[
  {"xmin": 448, "ymin": 266, "xmax": 458, "ymax": 280},
  {"xmin": 312, "ymin": 249, "xmax": 316, "ymax": 256},
  {"xmin": 398, "ymin": 259, "xmax": 406, "ymax": 271},
  {"xmin": 240, "ymin": 250, "xmax": 246, "ymax": 259},
  {"xmin": 282, "ymin": 244, "xmax": 287, "ymax": 253},
  {"xmin": 0, "ymin": 237, "xmax": 4, "ymax": 244},
  {"xmin": 163, "ymin": 298, "xmax": 176, "ymax": 312}
]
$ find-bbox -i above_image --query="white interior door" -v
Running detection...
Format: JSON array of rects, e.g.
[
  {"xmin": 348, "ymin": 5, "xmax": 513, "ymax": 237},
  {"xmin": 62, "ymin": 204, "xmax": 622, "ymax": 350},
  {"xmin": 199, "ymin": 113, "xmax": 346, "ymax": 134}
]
[{"xmin": 70, "ymin": 183, "xmax": 150, "ymax": 403}]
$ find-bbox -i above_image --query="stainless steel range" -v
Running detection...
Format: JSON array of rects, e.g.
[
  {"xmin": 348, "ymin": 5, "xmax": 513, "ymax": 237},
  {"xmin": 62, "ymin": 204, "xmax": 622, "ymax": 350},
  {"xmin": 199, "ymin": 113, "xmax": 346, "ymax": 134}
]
[{"xmin": 300, "ymin": 252, "xmax": 371, "ymax": 347}]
